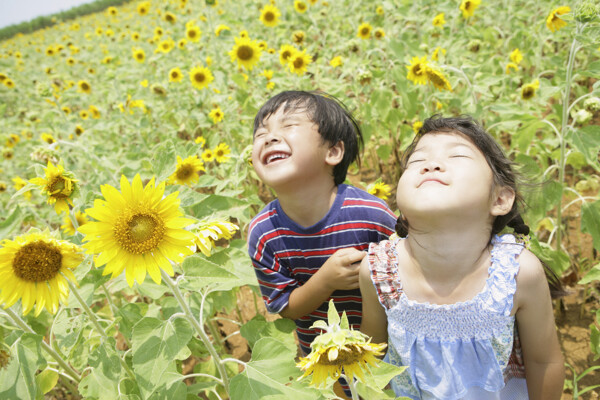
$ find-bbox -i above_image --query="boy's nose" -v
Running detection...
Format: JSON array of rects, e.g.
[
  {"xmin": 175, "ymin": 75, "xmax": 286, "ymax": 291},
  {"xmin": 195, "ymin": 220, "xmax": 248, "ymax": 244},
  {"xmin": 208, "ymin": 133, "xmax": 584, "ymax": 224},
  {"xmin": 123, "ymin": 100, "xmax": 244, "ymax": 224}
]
[{"xmin": 264, "ymin": 133, "xmax": 281, "ymax": 145}]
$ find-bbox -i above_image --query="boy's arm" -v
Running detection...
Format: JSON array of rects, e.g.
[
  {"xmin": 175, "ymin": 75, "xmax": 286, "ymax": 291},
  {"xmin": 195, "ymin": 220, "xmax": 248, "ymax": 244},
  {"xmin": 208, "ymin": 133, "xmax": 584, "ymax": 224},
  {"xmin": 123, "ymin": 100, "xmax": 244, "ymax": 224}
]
[
  {"xmin": 279, "ymin": 247, "xmax": 365, "ymax": 320},
  {"xmin": 514, "ymin": 249, "xmax": 564, "ymax": 400},
  {"xmin": 359, "ymin": 257, "xmax": 388, "ymax": 344}
]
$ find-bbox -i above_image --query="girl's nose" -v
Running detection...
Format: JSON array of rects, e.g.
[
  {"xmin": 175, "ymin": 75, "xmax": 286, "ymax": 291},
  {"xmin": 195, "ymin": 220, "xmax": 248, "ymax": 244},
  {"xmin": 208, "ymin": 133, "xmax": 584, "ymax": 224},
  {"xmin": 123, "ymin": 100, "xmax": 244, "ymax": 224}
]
[{"xmin": 420, "ymin": 160, "xmax": 443, "ymax": 173}]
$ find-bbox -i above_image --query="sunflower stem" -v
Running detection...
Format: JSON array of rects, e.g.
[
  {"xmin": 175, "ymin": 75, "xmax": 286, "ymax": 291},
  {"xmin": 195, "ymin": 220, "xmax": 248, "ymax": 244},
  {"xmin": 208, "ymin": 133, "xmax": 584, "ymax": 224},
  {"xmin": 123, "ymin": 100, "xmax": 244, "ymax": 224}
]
[
  {"xmin": 160, "ymin": 269, "xmax": 230, "ymax": 393},
  {"xmin": 67, "ymin": 280, "xmax": 135, "ymax": 380},
  {"xmin": 342, "ymin": 374, "xmax": 359, "ymax": 400},
  {"xmin": 3, "ymin": 308, "xmax": 82, "ymax": 383}
]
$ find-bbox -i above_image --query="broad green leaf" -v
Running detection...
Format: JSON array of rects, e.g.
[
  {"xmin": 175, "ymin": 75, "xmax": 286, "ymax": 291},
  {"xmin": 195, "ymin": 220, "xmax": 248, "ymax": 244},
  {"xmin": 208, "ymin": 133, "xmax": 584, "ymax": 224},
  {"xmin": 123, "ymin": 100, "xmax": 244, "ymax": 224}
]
[
  {"xmin": 0, "ymin": 206, "xmax": 23, "ymax": 240},
  {"xmin": 0, "ymin": 333, "xmax": 45, "ymax": 400},
  {"xmin": 187, "ymin": 194, "xmax": 252, "ymax": 221},
  {"xmin": 570, "ymin": 125, "xmax": 600, "ymax": 167},
  {"xmin": 117, "ymin": 302, "xmax": 149, "ymax": 341},
  {"xmin": 581, "ymin": 201, "xmax": 600, "ymax": 250},
  {"xmin": 356, "ymin": 360, "xmax": 409, "ymax": 398},
  {"xmin": 79, "ymin": 342, "xmax": 122, "ymax": 400},
  {"xmin": 35, "ymin": 368, "xmax": 58, "ymax": 395},
  {"xmin": 180, "ymin": 254, "xmax": 239, "ymax": 291},
  {"xmin": 240, "ymin": 315, "xmax": 297, "ymax": 351},
  {"xmin": 327, "ymin": 300, "xmax": 340, "ymax": 326},
  {"xmin": 579, "ymin": 263, "xmax": 600, "ymax": 285},
  {"xmin": 229, "ymin": 338, "xmax": 322, "ymax": 400},
  {"xmin": 590, "ymin": 323, "xmax": 600, "ymax": 359},
  {"xmin": 529, "ymin": 237, "xmax": 571, "ymax": 276}
]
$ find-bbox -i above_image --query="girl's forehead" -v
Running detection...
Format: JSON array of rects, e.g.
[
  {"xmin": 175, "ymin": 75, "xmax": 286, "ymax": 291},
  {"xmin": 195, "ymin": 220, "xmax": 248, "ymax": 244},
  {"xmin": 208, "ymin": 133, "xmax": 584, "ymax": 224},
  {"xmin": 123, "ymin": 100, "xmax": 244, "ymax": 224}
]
[{"xmin": 414, "ymin": 130, "xmax": 476, "ymax": 150}]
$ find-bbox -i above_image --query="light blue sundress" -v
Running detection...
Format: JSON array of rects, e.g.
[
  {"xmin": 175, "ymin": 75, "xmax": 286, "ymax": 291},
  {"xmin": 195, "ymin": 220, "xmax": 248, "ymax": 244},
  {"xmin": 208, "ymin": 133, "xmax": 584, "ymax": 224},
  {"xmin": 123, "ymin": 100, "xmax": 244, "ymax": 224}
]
[{"xmin": 368, "ymin": 234, "xmax": 529, "ymax": 399}]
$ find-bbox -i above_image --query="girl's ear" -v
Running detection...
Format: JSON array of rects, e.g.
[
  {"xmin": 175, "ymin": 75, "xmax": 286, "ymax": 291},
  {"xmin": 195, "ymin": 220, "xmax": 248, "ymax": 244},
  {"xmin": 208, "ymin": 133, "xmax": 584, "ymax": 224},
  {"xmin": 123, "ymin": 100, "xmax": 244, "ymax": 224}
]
[
  {"xmin": 490, "ymin": 186, "xmax": 516, "ymax": 216},
  {"xmin": 325, "ymin": 141, "xmax": 345, "ymax": 166}
]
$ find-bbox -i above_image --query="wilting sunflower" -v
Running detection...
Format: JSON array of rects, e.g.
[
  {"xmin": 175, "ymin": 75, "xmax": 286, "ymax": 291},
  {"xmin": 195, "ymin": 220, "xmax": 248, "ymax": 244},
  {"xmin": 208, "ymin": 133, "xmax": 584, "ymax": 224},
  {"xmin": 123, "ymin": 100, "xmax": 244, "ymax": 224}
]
[
  {"xmin": 61, "ymin": 211, "xmax": 89, "ymax": 236},
  {"xmin": 229, "ymin": 36, "xmax": 262, "ymax": 70},
  {"xmin": 192, "ymin": 220, "xmax": 239, "ymax": 256},
  {"xmin": 459, "ymin": 0, "xmax": 481, "ymax": 18},
  {"xmin": 297, "ymin": 300, "xmax": 387, "ymax": 388},
  {"xmin": 30, "ymin": 161, "xmax": 79, "ymax": 215},
  {"xmin": 89, "ymin": 105, "xmax": 101, "ymax": 119},
  {"xmin": 406, "ymin": 56, "xmax": 429, "ymax": 85},
  {"xmin": 357, "ymin": 22, "xmax": 372, "ymax": 39},
  {"xmin": 168, "ymin": 155, "xmax": 205, "ymax": 186},
  {"xmin": 546, "ymin": 6, "xmax": 571, "ymax": 32},
  {"xmin": 78, "ymin": 175, "xmax": 195, "ymax": 287},
  {"xmin": 521, "ymin": 79, "xmax": 540, "ymax": 100},
  {"xmin": 214, "ymin": 143, "xmax": 231, "ymax": 163},
  {"xmin": 77, "ymin": 80, "xmax": 91, "ymax": 94},
  {"xmin": 431, "ymin": 46, "xmax": 446, "ymax": 61},
  {"xmin": 260, "ymin": 4, "xmax": 281, "ymax": 27},
  {"xmin": 288, "ymin": 49, "xmax": 312, "ymax": 76},
  {"xmin": 367, "ymin": 181, "xmax": 391, "ymax": 200},
  {"xmin": 292, "ymin": 30, "xmax": 305, "ymax": 45},
  {"xmin": 432, "ymin": 12, "xmax": 446, "ymax": 27},
  {"xmin": 132, "ymin": 48, "xmax": 145, "ymax": 63},
  {"xmin": 169, "ymin": 67, "xmax": 183, "ymax": 83},
  {"xmin": 215, "ymin": 24, "xmax": 230, "ymax": 36},
  {"xmin": 209, "ymin": 107, "xmax": 224, "ymax": 124},
  {"xmin": 0, "ymin": 229, "xmax": 83, "ymax": 316},
  {"xmin": 294, "ymin": 0, "xmax": 307, "ymax": 13},
  {"xmin": 279, "ymin": 44, "xmax": 297, "ymax": 66},
  {"xmin": 186, "ymin": 25, "xmax": 202, "ymax": 42},
  {"xmin": 510, "ymin": 48, "xmax": 523, "ymax": 65},
  {"xmin": 12, "ymin": 176, "xmax": 31, "ymax": 200},
  {"xmin": 189, "ymin": 65, "xmax": 214, "ymax": 90},
  {"xmin": 425, "ymin": 67, "xmax": 452, "ymax": 91},
  {"xmin": 505, "ymin": 62, "xmax": 519, "ymax": 74}
]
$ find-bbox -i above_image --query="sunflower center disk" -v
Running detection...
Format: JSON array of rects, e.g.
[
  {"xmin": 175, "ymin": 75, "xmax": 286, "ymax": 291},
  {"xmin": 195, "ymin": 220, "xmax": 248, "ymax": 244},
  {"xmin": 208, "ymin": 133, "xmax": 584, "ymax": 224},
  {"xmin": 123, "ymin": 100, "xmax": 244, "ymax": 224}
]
[
  {"xmin": 293, "ymin": 58, "xmax": 304, "ymax": 69},
  {"xmin": 237, "ymin": 46, "xmax": 253, "ymax": 61},
  {"xmin": 194, "ymin": 73, "xmax": 205, "ymax": 83},
  {"xmin": 12, "ymin": 242, "xmax": 63, "ymax": 282},
  {"xmin": 176, "ymin": 165, "xmax": 194, "ymax": 180},
  {"xmin": 319, "ymin": 346, "xmax": 362, "ymax": 366},
  {"xmin": 115, "ymin": 211, "xmax": 165, "ymax": 254},
  {"xmin": 265, "ymin": 12, "xmax": 274, "ymax": 21},
  {"xmin": 49, "ymin": 177, "xmax": 72, "ymax": 198}
]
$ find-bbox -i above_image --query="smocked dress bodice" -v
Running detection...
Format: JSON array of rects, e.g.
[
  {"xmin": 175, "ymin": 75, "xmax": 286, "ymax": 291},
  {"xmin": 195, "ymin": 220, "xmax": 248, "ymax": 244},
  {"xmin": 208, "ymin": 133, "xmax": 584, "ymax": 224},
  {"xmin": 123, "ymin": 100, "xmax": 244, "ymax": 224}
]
[{"xmin": 368, "ymin": 234, "xmax": 528, "ymax": 399}]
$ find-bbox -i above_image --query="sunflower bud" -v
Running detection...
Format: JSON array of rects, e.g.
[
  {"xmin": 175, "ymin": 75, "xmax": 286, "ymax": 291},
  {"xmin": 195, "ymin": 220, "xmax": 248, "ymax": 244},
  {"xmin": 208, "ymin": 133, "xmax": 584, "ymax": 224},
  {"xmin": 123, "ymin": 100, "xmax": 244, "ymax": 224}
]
[
  {"xmin": 572, "ymin": 108, "xmax": 593, "ymax": 125},
  {"xmin": 583, "ymin": 96, "xmax": 600, "ymax": 112},
  {"xmin": 574, "ymin": 0, "xmax": 599, "ymax": 23}
]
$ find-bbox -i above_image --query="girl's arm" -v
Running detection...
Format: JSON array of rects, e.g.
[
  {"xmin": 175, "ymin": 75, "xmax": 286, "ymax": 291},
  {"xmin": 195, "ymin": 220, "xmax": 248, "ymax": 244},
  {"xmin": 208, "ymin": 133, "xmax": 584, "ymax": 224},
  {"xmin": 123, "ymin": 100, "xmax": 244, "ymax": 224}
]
[
  {"xmin": 359, "ymin": 257, "xmax": 388, "ymax": 344},
  {"xmin": 514, "ymin": 249, "xmax": 565, "ymax": 400}
]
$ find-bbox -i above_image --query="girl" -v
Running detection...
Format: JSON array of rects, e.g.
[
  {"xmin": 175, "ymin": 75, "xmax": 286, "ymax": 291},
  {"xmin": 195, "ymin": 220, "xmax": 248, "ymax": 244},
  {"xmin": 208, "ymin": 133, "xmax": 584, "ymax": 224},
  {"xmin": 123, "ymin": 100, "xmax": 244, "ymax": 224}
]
[{"xmin": 359, "ymin": 115, "xmax": 565, "ymax": 399}]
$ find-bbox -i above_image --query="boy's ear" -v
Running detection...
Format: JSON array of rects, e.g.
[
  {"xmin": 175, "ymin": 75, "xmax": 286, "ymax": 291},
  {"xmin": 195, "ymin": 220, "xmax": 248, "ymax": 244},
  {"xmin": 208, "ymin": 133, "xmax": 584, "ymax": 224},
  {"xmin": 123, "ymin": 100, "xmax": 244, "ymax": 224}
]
[
  {"xmin": 490, "ymin": 186, "xmax": 515, "ymax": 216},
  {"xmin": 325, "ymin": 141, "xmax": 345, "ymax": 166}
]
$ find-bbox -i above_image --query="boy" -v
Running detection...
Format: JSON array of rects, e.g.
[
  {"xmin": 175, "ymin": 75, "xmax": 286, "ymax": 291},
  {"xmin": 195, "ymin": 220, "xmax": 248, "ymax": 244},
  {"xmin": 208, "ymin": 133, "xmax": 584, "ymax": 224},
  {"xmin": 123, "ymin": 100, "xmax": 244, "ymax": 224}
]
[{"xmin": 247, "ymin": 91, "xmax": 397, "ymax": 387}]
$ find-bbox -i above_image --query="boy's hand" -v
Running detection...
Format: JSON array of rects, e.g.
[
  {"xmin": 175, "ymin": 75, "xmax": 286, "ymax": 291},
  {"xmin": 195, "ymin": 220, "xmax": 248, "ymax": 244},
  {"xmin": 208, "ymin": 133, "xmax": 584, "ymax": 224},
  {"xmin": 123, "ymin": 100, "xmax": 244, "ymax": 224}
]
[{"xmin": 317, "ymin": 248, "xmax": 366, "ymax": 291}]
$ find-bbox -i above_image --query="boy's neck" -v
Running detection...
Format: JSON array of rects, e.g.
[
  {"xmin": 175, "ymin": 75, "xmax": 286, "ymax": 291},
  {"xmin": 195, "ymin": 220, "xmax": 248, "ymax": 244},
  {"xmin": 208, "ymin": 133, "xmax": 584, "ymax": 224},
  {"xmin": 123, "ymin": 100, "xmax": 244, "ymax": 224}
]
[{"xmin": 276, "ymin": 182, "xmax": 339, "ymax": 228}]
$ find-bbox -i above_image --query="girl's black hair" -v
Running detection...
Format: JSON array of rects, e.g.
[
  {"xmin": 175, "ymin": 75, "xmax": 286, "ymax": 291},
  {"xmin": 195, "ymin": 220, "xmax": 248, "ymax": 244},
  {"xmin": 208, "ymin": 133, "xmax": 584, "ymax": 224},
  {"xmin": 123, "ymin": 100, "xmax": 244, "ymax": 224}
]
[
  {"xmin": 396, "ymin": 114, "xmax": 566, "ymax": 298},
  {"xmin": 253, "ymin": 90, "xmax": 363, "ymax": 185}
]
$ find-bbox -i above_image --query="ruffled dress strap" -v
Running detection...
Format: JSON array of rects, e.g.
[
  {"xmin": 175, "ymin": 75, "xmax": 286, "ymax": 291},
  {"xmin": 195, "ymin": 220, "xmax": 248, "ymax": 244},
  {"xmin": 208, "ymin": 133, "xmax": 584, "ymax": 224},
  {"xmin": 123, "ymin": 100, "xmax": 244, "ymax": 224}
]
[{"xmin": 367, "ymin": 236, "xmax": 402, "ymax": 310}]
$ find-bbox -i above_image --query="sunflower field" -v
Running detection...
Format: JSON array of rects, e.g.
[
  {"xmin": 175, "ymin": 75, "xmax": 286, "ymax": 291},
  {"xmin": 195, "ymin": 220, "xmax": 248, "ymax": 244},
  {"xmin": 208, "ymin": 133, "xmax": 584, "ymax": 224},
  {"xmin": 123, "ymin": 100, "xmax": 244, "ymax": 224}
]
[{"xmin": 0, "ymin": 0, "xmax": 599, "ymax": 398}]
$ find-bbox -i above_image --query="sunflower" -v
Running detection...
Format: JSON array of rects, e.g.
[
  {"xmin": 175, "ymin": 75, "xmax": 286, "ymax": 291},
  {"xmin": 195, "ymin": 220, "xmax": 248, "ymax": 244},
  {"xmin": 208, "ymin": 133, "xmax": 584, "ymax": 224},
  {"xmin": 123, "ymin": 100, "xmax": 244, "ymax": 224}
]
[
  {"xmin": 260, "ymin": 4, "xmax": 281, "ymax": 27},
  {"xmin": 163, "ymin": 11, "xmax": 177, "ymax": 23},
  {"xmin": 0, "ymin": 229, "xmax": 83, "ymax": 316},
  {"xmin": 279, "ymin": 44, "xmax": 297, "ymax": 66},
  {"xmin": 229, "ymin": 36, "xmax": 262, "ymax": 70},
  {"xmin": 367, "ymin": 181, "xmax": 391, "ymax": 200},
  {"xmin": 215, "ymin": 24, "xmax": 230, "ymax": 36},
  {"xmin": 214, "ymin": 143, "xmax": 231, "ymax": 163},
  {"xmin": 374, "ymin": 28, "xmax": 385, "ymax": 40},
  {"xmin": 66, "ymin": 57, "xmax": 76, "ymax": 66},
  {"xmin": 412, "ymin": 120, "xmax": 423, "ymax": 134},
  {"xmin": 330, "ymin": 56, "xmax": 342, "ymax": 68},
  {"xmin": 169, "ymin": 67, "xmax": 183, "ymax": 83},
  {"xmin": 294, "ymin": 0, "xmax": 307, "ymax": 13},
  {"xmin": 178, "ymin": 39, "xmax": 187, "ymax": 49},
  {"xmin": 209, "ymin": 107, "xmax": 224, "ymax": 124},
  {"xmin": 189, "ymin": 65, "xmax": 214, "ymax": 90},
  {"xmin": 201, "ymin": 148, "xmax": 215, "ymax": 162},
  {"xmin": 168, "ymin": 155, "xmax": 205, "ymax": 186},
  {"xmin": 106, "ymin": 6, "xmax": 118, "ymax": 16},
  {"xmin": 30, "ymin": 161, "xmax": 79, "ymax": 215},
  {"xmin": 156, "ymin": 38, "xmax": 175, "ymax": 53},
  {"xmin": 521, "ymin": 79, "xmax": 540, "ymax": 100},
  {"xmin": 546, "ymin": 6, "xmax": 571, "ymax": 32},
  {"xmin": 78, "ymin": 80, "xmax": 91, "ymax": 94},
  {"xmin": 431, "ymin": 46, "xmax": 446, "ymax": 61},
  {"xmin": 288, "ymin": 49, "xmax": 312, "ymax": 76},
  {"xmin": 61, "ymin": 211, "xmax": 89, "ymax": 236},
  {"xmin": 292, "ymin": 30, "xmax": 305, "ymax": 45},
  {"xmin": 406, "ymin": 56, "xmax": 429, "ymax": 85},
  {"xmin": 12, "ymin": 176, "xmax": 31, "ymax": 200},
  {"xmin": 432, "ymin": 12, "xmax": 446, "ymax": 27},
  {"xmin": 78, "ymin": 175, "xmax": 195, "ymax": 287},
  {"xmin": 74, "ymin": 125, "xmax": 85, "ymax": 136},
  {"xmin": 0, "ymin": 182, "xmax": 6, "ymax": 192},
  {"xmin": 41, "ymin": 133, "xmax": 56, "ymax": 144},
  {"xmin": 89, "ymin": 105, "xmax": 101, "ymax": 119},
  {"xmin": 509, "ymin": 48, "xmax": 523, "ymax": 65},
  {"xmin": 5, "ymin": 133, "xmax": 19, "ymax": 148},
  {"xmin": 186, "ymin": 25, "xmax": 202, "ymax": 42},
  {"xmin": 2, "ymin": 149, "xmax": 13, "ymax": 160},
  {"xmin": 376, "ymin": 5, "xmax": 384, "ymax": 15},
  {"xmin": 195, "ymin": 136, "xmax": 206, "ymax": 147},
  {"xmin": 297, "ymin": 300, "xmax": 387, "ymax": 387},
  {"xmin": 4, "ymin": 79, "xmax": 15, "ymax": 88},
  {"xmin": 0, "ymin": 72, "xmax": 6, "ymax": 82},
  {"xmin": 459, "ymin": 0, "xmax": 481, "ymax": 18},
  {"xmin": 132, "ymin": 47, "xmax": 146, "ymax": 63},
  {"xmin": 357, "ymin": 22, "xmax": 372, "ymax": 39},
  {"xmin": 132, "ymin": 32, "xmax": 140, "ymax": 41},
  {"xmin": 425, "ymin": 67, "xmax": 452, "ymax": 91},
  {"xmin": 192, "ymin": 220, "xmax": 239, "ymax": 256},
  {"xmin": 505, "ymin": 62, "xmax": 519, "ymax": 74}
]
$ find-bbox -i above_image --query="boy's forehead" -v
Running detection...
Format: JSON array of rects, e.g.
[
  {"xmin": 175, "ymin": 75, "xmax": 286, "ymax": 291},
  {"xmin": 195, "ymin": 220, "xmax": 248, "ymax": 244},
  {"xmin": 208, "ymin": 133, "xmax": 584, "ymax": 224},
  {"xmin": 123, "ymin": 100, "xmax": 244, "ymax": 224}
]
[{"xmin": 261, "ymin": 103, "xmax": 310, "ymax": 123}]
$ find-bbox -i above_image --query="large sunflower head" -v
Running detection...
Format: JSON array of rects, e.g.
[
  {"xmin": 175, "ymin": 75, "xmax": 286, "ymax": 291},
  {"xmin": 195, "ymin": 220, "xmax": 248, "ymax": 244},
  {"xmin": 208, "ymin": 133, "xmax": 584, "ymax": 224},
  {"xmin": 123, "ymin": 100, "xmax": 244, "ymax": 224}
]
[
  {"xmin": 406, "ymin": 55, "xmax": 429, "ymax": 85},
  {"xmin": 78, "ymin": 175, "xmax": 195, "ymax": 287},
  {"xmin": 459, "ymin": 0, "xmax": 481, "ymax": 18},
  {"xmin": 0, "ymin": 229, "xmax": 83, "ymax": 316},
  {"xmin": 546, "ymin": 6, "xmax": 571, "ymax": 32},
  {"xmin": 260, "ymin": 4, "xmax": 281, "ymax": 27},
  {"xmin": 288, "ymin": 49, "xmax": 312, "ymax": 76},
  {"xmin": 189, "ymin": 65, "xmax": 214, "ymax": 90},
  {"xmin": 228, "ymin": 36, "xmax": 262, "ymax": 70},
  {"xmin": 168, "ymin": 155, "xmax": 205, "ymax": 186},
  {"xmin": 30, "ymin": 161, "xmax": 79, "ymax": 215},
  {"xmin": 297, "ymin": 300, "xmax": 387, "ymax": 387}
]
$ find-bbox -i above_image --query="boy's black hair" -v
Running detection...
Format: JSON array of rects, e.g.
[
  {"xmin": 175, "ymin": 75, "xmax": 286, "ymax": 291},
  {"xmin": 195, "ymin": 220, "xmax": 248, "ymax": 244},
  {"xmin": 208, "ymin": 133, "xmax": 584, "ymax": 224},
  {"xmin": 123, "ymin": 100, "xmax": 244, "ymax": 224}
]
[
  {"xmin": 396, "ymin": 114, "xmax": 566, "ymax": 298},
  {"xmin": 253, "ymin": 90, "xmax": 363, "ymax": 185}
]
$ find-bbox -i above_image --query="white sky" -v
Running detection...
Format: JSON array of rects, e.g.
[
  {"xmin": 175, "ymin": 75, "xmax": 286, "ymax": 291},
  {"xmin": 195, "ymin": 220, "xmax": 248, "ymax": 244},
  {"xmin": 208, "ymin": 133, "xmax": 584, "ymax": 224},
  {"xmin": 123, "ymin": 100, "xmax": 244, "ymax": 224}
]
[{"xmin": 0, "ymin": 0, "xmax": 96, "ymax": 28}]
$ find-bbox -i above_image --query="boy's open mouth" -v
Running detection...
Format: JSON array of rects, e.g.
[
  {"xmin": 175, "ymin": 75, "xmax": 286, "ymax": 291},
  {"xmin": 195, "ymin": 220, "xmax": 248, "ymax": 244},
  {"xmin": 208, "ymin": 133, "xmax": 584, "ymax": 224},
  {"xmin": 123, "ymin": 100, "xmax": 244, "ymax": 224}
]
[{"xmin": 263, "ymin": 151, "xmax": 290, "ymax": 165}]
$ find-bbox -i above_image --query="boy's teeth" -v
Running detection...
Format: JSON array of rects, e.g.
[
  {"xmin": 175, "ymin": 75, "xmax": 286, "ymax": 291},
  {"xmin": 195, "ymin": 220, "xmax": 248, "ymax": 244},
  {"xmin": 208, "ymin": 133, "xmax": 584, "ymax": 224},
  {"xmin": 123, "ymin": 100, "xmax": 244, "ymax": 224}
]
[{"xmin": 267, "ymin": 153, "xmax": 289, "ymax": 164}]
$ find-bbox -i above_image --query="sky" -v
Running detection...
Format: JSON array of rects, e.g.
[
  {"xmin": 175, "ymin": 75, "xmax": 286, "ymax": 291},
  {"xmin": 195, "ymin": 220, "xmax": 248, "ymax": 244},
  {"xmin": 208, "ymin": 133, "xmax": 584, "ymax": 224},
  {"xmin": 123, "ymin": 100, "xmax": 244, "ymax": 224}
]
[{"xmin": 0, "ymin": 0, "xmax": 95, "ymax": 28}]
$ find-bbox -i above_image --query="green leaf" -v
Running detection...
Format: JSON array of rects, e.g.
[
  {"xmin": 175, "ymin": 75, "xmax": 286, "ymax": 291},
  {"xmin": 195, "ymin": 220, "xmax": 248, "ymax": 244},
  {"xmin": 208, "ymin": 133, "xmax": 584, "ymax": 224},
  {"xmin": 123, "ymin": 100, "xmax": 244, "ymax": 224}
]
[
  {"xmin": 117, "ymin": 303, "xmax": 148, "ymax": 341},
  {"xmin": 229, "ymin": 338, "xmax": 322, "ymax": 400},
  {"xmin": 132, "ymin": 317, "xmax": 193, "ymax": 398},
  {"xmin": 582, "ymin": 201, "xmax": 600, "ymax": 250},
  {"xmin": 570, "ymin": 125, "xmax": 600, "ymax": 166},
  {"xmin": 35, "ymin": 368, "xmax": 58, "ymax": 395},
  {"xmin": 580, "ymin": 263, "xmax": 600, "ymax": 284},
  {"xmin": 0, "ymin": 206, "xmax": 23, "ymax": 240},
  {"xmin": 79, "ymin": 342, "xmax": 122, "ymax": 400},
  {"xmin": 0, "ymin": 333, "xmax": 45, "ymax": 400},
  {"xmin": 590, "ymin": 323, "xmax": 600, "ymax": 359},
  {"xmin": 180, "ymin": 254, "xmax": 240, "ymax": 291},
  {"xmin": 327, "ymin": 300, "xmax": 340, "ymax": 326},
  {"xmin": 529, "ymin": 237, "xmax": 571, "ymax": 276},
  {"xmin": 356, "ymin": 360, "xmax": 408, "ymax": 398},
  {"xmin": 240, "ymin": 315, "xmax": 297, "ymax": 351}
]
